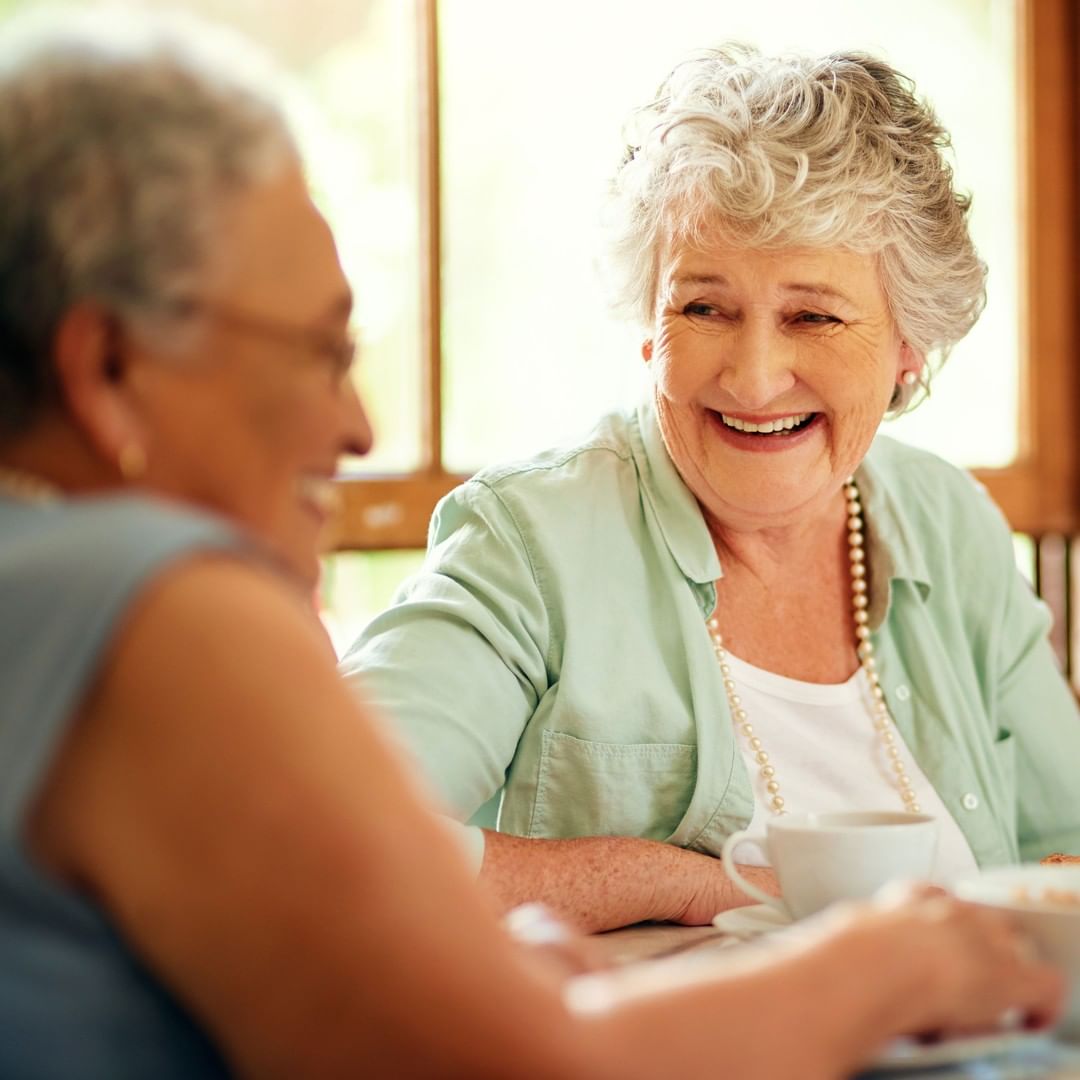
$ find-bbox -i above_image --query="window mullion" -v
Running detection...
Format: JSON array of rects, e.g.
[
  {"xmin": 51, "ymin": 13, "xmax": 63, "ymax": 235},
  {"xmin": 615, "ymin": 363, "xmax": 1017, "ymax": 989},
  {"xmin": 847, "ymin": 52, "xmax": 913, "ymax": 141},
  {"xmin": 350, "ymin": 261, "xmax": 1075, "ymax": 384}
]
[{"xmin": 417, "ymin": 0, "xmax": 444, "ymax": 474}]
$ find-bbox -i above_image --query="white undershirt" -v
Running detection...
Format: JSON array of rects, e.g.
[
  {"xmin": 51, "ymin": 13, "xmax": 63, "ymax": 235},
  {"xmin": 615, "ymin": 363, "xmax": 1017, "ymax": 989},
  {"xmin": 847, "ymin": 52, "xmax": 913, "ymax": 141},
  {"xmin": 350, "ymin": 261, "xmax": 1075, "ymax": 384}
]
[{"xmin": 726, "ymin": 650, "xmax": 978, "ymax": 882}]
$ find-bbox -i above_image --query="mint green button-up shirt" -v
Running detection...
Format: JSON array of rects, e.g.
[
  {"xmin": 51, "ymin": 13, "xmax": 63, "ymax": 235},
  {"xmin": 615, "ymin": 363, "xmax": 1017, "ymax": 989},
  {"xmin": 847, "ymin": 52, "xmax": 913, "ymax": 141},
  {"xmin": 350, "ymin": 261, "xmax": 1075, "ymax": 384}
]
[{"xmin": 343, "ymin": 400, "xmax": 1080, "ymax": 869}]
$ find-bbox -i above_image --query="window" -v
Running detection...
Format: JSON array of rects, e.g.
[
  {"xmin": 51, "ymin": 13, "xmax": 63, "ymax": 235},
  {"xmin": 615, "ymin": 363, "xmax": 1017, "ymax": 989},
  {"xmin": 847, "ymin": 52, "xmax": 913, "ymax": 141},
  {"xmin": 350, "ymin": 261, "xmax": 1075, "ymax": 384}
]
[
  {"xmin": 327, "ymin": 0, "xmax": 1077, "ymax": 545},
  {"xmin": 329, "ymin": 0, "xmax": 1077, "ymax": 664},
  {"xmin": 2, "ymin": 0, "xmax": 1075, "ymax": 653}
]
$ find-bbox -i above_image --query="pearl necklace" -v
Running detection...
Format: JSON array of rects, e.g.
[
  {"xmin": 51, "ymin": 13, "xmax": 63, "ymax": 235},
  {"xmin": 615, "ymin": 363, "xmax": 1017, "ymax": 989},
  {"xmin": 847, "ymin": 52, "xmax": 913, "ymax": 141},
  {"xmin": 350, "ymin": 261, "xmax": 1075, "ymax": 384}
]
[
  {"xmin": 0, "ymin": 465, "xmax": 61, "ymax": 504},
  {"xmin": 707, "ymin": 478, "xmax": 921, "ymax": 816}
]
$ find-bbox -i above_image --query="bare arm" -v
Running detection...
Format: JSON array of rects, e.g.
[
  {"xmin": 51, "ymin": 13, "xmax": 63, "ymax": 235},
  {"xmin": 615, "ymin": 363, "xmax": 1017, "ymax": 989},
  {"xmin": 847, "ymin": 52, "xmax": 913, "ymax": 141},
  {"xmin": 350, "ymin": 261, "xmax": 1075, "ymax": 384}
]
[
  {"xmin": 481, "ymin": 831, "xmax": 779, "ymax": 932},
  {"xmin": 28, "ymin": 558, "xmax": 589, "ymax": 1079},
  {"xmin": 571, "ymin": 889, "xmax": 1065, "ymax": 1080},
  {"xmin": 26, "ymin": 557, "xmax": 1063, "ymax": 1080},
  {"xmin": 349, "ymin": 481, "xmax": 779, "ymax": 933}
]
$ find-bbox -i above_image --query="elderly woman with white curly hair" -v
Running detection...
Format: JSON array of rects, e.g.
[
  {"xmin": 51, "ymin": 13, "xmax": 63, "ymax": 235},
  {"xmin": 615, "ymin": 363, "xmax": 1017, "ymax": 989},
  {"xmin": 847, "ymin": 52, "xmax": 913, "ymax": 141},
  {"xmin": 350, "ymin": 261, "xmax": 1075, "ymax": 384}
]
[{"xmin": 345, "ymin": 44, "xmax": 1080, "ymax": 933}]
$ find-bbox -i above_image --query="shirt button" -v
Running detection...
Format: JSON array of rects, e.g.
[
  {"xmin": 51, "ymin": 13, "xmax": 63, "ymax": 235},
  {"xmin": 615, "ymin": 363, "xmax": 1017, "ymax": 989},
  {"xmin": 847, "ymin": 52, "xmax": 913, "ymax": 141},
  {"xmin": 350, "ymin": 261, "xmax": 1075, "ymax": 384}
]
[
  {"xmin": 894, "ymin": 684, "xmax": 911, "ymax": 702},
  {"xmin": 961, "ymin": 792, "xmax": 980, "ymax": 811}
]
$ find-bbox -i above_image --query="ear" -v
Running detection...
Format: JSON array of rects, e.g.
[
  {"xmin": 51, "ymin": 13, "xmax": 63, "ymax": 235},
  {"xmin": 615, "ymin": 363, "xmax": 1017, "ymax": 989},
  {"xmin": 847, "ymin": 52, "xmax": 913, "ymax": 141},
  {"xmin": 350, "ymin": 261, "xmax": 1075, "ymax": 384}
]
[
  {"xmin": 52, "ymin": 304, "xmax": 147, "ymax": 471},
  {"xmin": 641, "ymin": 339, "xmax": 653, "ymax": 363},
  {"xmin": 897, "ymin": 340, "xmax": 925, "ymax": 382}
]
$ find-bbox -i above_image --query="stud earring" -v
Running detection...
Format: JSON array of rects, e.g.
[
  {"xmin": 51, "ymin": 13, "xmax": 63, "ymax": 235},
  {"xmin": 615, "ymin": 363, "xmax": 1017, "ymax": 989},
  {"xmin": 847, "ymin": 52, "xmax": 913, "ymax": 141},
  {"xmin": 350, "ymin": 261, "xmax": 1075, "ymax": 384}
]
[
  {"xmin": 117, "ymin": 443, "xmax": 147, "ymax": 481},
  {"xmin": 901, "ymin": 370, "xmax": 917, "ymax": 387}
]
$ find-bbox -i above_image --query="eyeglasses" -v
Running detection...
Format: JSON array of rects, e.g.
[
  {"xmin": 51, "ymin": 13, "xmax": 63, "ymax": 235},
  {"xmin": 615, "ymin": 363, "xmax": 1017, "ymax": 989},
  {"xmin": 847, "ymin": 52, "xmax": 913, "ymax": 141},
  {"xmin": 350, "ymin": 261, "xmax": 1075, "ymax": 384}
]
[{"xmin": 180, "ymin": 301, "xmax": 358, "ymax": 385}]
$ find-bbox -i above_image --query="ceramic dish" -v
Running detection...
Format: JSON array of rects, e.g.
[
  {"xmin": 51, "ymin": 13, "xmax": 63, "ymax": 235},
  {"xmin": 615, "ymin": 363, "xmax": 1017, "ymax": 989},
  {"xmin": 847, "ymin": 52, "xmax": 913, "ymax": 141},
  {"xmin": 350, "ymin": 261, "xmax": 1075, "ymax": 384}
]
[
  {"xmin": 954, "ymin": 864, "xmax": 1080, "ymax": 1042},
  {"xmin": 866, "ymin": 1031, "xmax": 1052, "ymax": 1073},
  {"xmin": 711, "ymin": 903, "xmax": 791, "ymax": 939}
]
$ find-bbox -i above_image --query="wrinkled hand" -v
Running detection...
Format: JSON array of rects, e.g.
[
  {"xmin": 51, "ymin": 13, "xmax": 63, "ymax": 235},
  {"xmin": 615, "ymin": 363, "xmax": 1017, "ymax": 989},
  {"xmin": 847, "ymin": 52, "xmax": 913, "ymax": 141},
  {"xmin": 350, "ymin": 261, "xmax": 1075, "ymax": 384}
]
[
  {"xmin": 818, "ymin": 883, "xmax": 1065, "ymax": 1039},
  {"xmin": 673, "ymin": 861, "xmax": 780, "ymax": 925}
]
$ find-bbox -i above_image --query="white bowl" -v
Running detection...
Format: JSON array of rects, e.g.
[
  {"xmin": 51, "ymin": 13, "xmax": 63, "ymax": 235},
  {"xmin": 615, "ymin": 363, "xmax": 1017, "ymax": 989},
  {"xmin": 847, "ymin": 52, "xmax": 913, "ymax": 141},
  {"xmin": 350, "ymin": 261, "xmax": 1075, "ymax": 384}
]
[{"xmin": 954, "ymin": 864, "xmax": 1080, "ymax": 1040}]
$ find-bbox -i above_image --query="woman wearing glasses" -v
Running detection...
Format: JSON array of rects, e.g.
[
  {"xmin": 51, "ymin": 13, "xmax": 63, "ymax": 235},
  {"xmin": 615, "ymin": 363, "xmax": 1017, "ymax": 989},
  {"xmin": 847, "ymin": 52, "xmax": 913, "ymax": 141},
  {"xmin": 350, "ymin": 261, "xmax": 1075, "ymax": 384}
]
[{"xmin": 0, "ymin": 10, "xmax": 1062, "ymax": 1078}]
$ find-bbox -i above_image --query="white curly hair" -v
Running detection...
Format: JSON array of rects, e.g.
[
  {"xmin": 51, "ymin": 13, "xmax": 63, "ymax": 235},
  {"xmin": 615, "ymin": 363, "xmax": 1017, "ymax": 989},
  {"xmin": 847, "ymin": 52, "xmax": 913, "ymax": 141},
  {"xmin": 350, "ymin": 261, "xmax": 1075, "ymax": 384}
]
[{"xmin": 605, "ymin": 44, "xmax": 987, "ymax": 410}]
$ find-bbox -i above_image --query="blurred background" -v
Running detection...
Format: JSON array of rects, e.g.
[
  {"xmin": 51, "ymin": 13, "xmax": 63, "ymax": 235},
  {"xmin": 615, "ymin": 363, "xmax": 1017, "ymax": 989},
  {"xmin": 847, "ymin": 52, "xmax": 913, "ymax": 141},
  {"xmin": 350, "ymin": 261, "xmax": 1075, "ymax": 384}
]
[{"xmin": 3, "ymin": 0, "xmax": 1076, "ymax": 669}]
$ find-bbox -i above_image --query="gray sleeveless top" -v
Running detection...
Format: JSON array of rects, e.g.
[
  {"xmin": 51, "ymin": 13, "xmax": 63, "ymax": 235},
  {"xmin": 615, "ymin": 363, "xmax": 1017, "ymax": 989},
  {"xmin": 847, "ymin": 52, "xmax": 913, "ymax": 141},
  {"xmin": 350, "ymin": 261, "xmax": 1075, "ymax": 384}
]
[{"xmin": 0, "ymin": 493, "xmax": 246, "ymax": 1078}]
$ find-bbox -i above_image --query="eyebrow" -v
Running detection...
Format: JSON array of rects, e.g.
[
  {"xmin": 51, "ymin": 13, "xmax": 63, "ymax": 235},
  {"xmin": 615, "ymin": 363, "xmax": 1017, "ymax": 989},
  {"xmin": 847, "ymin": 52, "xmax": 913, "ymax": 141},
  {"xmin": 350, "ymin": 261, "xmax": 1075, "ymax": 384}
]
[
  {"xmin": 672, "ymin": 275, "xmax": 856, "ymax": 305},
  {"xmin": 781, "ymin": 283, "xmax": 855, "ymax": 304}
]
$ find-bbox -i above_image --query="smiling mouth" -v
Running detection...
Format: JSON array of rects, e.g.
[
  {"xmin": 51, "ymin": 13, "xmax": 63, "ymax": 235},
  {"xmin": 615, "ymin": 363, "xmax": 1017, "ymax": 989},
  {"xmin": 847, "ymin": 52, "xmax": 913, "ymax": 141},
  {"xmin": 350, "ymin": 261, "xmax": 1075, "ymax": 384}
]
[
  {"xmin": 297, "ymin": 475, "xmax": 342, "ymax": 520},
  {"xmin": 717, "ymin": 411, "xmax": 818, "ymax": 436}
]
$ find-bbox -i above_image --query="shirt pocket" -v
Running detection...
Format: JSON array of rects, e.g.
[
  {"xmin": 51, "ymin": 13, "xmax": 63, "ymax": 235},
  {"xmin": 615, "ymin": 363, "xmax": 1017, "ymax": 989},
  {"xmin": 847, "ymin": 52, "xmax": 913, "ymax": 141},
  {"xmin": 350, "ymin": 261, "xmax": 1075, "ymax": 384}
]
[{"xmin": 529, "ymin": 730, "xmax": 697, "ymax": 841}]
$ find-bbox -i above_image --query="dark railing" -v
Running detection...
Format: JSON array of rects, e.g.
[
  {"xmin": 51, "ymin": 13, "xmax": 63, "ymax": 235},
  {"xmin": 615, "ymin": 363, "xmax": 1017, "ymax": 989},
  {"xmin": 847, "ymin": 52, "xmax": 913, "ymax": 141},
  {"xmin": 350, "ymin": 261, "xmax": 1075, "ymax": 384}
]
[{"xmin": 1030, "ymin": 534, "xmax": 1078, "ymax": 690}]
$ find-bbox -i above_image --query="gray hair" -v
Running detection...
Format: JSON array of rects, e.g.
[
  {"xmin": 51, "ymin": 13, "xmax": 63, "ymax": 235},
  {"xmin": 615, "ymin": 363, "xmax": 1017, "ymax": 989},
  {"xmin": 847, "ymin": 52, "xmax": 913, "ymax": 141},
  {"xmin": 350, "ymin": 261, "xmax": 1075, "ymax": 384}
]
[
  {"xmin": 605, "ymin": 44, "xmax": 986, "ymax": 410},
  {"xmin": 0, "ymin": 5, "xmax": 297, "ymax": 438}
]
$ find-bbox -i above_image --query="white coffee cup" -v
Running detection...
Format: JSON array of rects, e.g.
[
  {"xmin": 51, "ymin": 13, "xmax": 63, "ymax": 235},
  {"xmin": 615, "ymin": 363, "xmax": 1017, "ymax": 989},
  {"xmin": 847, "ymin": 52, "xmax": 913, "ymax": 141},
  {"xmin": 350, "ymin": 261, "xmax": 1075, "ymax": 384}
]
[{"xmin": 721, "ymin": 810, "xmax": 939, "ymax": 920}]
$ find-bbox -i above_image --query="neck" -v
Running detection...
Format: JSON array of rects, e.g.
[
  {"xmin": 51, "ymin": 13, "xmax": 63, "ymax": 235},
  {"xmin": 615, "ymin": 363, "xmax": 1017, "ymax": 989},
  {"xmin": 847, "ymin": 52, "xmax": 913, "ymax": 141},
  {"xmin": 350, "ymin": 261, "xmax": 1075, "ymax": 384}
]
[
  {"xmin": 706, "ymin": 486, "xmax": 850, "ymax": 583},
  {"xmin": 0, "ymin": 416, "xmax": 122, "ymax": 496}
]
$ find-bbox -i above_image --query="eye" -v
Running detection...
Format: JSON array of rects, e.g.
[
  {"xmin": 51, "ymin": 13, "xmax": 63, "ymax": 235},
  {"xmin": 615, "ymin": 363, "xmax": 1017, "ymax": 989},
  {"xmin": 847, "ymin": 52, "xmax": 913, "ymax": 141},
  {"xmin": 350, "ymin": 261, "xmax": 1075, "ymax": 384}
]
[
  {"xmin": 793, "ymin": 311, "xmax": 841, "ymax": 326},
  {"xmin": 683, "ymin": 301, "xmax": 722, "ymax": 318}
]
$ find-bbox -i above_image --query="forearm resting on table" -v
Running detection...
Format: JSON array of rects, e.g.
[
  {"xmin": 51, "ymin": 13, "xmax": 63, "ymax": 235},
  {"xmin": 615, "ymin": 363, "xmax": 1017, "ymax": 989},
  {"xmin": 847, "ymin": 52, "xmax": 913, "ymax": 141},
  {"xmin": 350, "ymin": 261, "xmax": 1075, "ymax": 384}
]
[
  {"xmin": 479, "ymin": 830, "xmax": 778, "ymax": 932},
  {"xmin": 570, "ymin": 916, "xmax": 933, "ymax": 1080}
]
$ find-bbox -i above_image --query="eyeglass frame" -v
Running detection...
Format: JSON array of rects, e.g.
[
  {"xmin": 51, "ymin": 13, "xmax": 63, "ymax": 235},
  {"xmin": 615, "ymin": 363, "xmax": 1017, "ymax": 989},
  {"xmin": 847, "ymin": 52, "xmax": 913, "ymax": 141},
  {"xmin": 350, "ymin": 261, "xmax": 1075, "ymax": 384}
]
[{"xmin": 174, "ymin": 300, "xmax": 359, "ymax": 385}]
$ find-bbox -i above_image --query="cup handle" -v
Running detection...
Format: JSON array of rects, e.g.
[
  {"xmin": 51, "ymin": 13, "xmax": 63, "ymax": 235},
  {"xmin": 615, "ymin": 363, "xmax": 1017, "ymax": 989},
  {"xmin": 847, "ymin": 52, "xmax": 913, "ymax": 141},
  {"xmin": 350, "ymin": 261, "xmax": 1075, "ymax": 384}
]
[{"xmin": 721, "ymin": 829, "xmax": 787, "ymax": 914}]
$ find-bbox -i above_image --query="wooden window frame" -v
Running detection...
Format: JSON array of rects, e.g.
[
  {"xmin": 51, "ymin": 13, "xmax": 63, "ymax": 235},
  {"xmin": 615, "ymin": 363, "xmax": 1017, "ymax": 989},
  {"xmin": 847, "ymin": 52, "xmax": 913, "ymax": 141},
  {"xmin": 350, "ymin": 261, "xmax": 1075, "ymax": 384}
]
[
  {"xmin": 335, "ymin": 0, "xmax": 463, "ymax": 551},
  {"xmin": 333, "ymin": 0, "xmax": 1080, "ymax": 551},
  {"xmin": 970, "ymin": 0, "xmax": 1079, "ymax": 536}
]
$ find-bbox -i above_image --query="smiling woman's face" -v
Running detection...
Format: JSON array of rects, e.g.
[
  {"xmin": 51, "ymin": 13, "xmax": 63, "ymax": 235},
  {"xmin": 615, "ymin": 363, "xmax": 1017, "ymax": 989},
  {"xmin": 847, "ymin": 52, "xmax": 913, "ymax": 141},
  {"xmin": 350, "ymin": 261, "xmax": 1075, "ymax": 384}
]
[
  {"xmin": 647, "ymin": 234, "xmax": 918, "ymax": 534},
  {"xmin": 126, "ymin": 163, "xmax": 373, "ymax": 586}
]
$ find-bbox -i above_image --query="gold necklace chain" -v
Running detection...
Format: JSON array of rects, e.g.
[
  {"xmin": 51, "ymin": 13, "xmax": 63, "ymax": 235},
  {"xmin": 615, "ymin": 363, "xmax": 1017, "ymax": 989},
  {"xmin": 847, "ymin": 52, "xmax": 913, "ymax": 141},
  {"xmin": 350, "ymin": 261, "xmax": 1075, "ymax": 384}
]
[{"xmin": 707, "ymin": 478, "xmax": 921, "ymax": 816}]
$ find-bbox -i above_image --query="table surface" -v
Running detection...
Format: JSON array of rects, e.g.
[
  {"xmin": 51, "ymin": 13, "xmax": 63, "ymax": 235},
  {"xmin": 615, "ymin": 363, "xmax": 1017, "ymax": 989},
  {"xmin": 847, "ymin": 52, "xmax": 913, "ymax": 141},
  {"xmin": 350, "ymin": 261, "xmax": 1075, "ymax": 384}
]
[{"xmin": 590, "ymin": 922, "xmax": 1080, "ymax": 1079}]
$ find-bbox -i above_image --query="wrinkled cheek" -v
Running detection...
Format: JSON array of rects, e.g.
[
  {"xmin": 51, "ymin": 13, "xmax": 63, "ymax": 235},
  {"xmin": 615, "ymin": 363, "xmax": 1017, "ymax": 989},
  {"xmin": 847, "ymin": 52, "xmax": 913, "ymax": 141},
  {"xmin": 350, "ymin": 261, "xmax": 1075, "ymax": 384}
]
[
  {"xmin": 648, "ymin": 358, "xmax": 682, "ymax": 403},
  {"xmin": 832, "ymin": 396, "xmax": 892, "ymax": 465},
  {"xmin": 654, "ymin": 394, "xmax": 711, "ymax": 483},
  {"xmin": 649, "ymin": 331, "xmax": 702, "ymax": 405}
]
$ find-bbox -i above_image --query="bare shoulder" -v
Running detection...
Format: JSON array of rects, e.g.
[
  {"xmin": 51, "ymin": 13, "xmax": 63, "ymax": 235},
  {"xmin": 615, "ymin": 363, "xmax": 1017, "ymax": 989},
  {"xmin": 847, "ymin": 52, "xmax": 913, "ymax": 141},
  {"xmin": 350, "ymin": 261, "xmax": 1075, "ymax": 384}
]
[
  {"xmin": 26, "ymin": 551, "xmax": 560, "ymax": 1075},
  {"xmin": 28, "ymin": 552, "xmax": 369, "ymax": 883},
  {"xmin": 113, "ymin": 552, "xmax": 334, "ymax": 678}
]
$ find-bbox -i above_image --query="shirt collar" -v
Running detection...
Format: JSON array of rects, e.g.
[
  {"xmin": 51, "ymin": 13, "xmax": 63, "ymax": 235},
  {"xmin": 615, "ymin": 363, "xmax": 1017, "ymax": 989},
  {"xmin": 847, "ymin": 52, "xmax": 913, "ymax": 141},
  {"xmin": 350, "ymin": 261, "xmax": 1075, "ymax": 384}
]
[
  {"xmin": 856, "ymin": 439, "xmax": 934, "ymax": 602},
  {"xmin": 632, "ymin": 395, "xmax": 722, "ymax": 586}
]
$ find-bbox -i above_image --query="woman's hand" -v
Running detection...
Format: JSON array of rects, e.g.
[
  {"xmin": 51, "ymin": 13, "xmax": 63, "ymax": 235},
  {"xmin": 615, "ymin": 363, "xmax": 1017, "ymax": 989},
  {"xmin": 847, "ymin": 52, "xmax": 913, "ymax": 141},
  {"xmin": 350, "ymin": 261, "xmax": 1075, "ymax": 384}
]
[
  {"xmin": 806, "ymin": 884, "xmax": 1065, "ymax": 1043},
  {"xmin": 565, "ymin": 881, "xmax": 1064, "ymax": 1080}
]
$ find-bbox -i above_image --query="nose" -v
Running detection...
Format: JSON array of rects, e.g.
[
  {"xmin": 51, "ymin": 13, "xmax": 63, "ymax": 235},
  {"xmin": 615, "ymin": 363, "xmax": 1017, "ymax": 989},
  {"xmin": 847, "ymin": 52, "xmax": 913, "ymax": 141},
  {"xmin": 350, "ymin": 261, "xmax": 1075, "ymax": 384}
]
[
  {"xmin": 717, "ymin": 319, "xmax": 797, "ymax": 409},
  {"xmin": 339, "ymin": 375, "xmax": 374, "ymax": 457}
]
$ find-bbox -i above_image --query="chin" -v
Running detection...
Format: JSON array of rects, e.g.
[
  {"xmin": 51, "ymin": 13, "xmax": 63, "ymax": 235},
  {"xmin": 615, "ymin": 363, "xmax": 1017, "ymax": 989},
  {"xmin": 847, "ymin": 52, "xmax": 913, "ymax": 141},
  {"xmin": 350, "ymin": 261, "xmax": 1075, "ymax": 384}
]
[
  {"xmin": 710, "ymin": 473, "xmax": 833, "ymax": 524},
  {"xmin": 290, "ymin": 549, "xmax": 323, "ymax": 593}
]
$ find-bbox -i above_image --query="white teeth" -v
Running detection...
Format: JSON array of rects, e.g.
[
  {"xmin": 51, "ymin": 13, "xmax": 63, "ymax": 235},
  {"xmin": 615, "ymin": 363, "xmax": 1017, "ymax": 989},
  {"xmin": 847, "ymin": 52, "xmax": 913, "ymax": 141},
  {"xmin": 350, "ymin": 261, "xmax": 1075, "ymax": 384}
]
[
  {"xmin": 298, "ymin": 476, "xmax": 342, "ymax": 515},
  {"xmin": 720, "ymin": 412, "xmax": 813, "ymax": 434}
]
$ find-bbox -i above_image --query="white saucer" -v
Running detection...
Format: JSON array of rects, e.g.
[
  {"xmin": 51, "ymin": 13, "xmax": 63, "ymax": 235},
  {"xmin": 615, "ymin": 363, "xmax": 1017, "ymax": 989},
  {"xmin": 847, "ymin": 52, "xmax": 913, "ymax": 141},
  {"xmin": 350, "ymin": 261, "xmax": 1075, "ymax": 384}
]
[
  {"xmin": 867, "ymin": 1030, "xmax": 1051, "ymax": 1072},
  {"xmin": 711, "ymin": 903, "xmax": 791, "ymax": 939}
]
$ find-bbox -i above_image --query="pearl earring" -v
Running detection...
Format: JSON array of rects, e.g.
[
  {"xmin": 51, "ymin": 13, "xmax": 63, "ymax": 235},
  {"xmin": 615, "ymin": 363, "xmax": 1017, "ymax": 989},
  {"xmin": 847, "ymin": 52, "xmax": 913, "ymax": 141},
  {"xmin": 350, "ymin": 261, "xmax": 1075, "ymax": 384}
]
[{"xmin": 901, "ymin": 370, "xmax": 917, "ymax": 387}]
